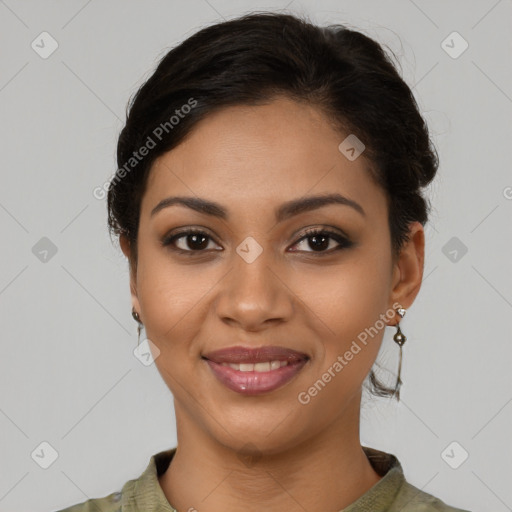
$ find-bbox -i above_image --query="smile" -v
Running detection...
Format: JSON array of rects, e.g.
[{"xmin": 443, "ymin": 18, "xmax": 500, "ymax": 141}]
[
  {"xmin": 220, "ymin": 360, "xmax": 290, "ymax": 371},
  {"xmin": 204, "ymin": 358, "xmax": 308, "ymax": 395}
]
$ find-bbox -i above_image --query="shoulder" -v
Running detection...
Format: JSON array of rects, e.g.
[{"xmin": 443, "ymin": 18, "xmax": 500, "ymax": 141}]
[
  {"xmin": 54, "ymin": 491, "xmax": 123, "ymax": 512},
  {"xmin": 54, "ymin": 447, "xmax": 177, "ymax": 512},
  {"xmin": 393, "ymin": 480, "xmax": 472, "ymax": 512}
]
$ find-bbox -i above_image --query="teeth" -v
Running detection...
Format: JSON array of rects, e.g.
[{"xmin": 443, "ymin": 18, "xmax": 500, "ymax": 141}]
[
  {"xmin": 220, "ymin": 360, "xmax": 289, "ymax": 372},
  {"xmin": 270, "ymin": 360, "xmax": 281, "ymax": 370}
]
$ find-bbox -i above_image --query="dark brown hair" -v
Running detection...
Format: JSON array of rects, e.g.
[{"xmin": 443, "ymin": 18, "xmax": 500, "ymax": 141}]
[{"xmin": 107, "ymin": 12, "xmax": 438, "ymax": 400}]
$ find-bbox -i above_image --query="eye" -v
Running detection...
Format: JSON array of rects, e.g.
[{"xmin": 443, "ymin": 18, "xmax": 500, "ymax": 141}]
[
  {"xmin": 161, "ymin": 227, "xmax": 353, "ymax": 255},
  {"xmin": 161, "ymin": 228, "xmax": 220, "ymax": 254},
  {"xmin": 290, "ymin": 227, "xmax": 353, "ymax": 254}
]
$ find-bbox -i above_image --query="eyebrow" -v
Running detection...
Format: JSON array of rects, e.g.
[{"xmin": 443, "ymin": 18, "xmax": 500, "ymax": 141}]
[{"xmin": 150, "ymin": 193, "xmax": 366, "ymax": 221}]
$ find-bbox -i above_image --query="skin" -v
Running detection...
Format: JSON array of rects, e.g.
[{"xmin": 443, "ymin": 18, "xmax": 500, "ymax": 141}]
[{"xmin": 120, "ymin": 96, "xmax": 424, "ymax": 512}]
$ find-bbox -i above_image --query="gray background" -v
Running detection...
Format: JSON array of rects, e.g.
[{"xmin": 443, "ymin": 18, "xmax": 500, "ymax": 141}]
[{"xmin": 1, "ymin": 1, "xmax": 511, "ymax": 511}]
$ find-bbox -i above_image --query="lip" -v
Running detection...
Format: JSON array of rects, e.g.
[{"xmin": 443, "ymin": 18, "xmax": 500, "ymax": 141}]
[
  {"xmin": 204, "ymin": 358, "xmax": 309, "ymax": 395},
  {"xmin": 202, "ymin": 345, "xmax": 309, "ymax": 364},
  {"xmin": 202, "ymin": 345, "xmax": 309, "ymax": 395}
]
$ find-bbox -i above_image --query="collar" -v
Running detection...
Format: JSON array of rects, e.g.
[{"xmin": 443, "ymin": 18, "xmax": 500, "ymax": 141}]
[{"xmin": 120, "ymin": 445, "xmax": 405, "ymax": 512}]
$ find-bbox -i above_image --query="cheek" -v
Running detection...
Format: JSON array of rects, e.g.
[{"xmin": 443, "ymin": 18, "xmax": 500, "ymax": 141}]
[
  {"xmin": 297, "ymin": 252, "xmax": 390, "ymax": 331},
  {"xmin": 135, "ymin": 248, "xmax": 210, "ymax": 354},
  {"xmin": 137, "ymin": 259, "xmax": 208, "ymax": 398},
  {"xmin": 292, "ymin": 250, "xmax": 391, "ymax": 380}
]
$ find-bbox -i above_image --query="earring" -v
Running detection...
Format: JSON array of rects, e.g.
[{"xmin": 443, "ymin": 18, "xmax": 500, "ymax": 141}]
[
  {"xmin": 392, "ymin": 306, "xmax": 407, "ymax": 401},
  {"xmin": 131, "ymin": 308, "xmax": 143, "ymax": 345}
]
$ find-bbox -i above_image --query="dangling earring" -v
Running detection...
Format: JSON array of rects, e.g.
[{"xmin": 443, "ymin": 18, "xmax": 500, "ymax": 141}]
[
  {"xmin": 131, "ymin": 308, "xmax": 143, "ymax": 345},
  {"xmin": 393, "ymin": 306, "xmax": 407, "ymax": 401}
]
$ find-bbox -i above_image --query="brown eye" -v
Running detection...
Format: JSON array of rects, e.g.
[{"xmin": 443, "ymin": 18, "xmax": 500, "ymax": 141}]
[
  {"xmin": 161, "ymin": 227, "xmax": 353, "ymax": 256},
  {"xmin": 162, "ymin": 229, "xmax": 220, "ymax": 253},
  {"xmin": 290, "ymin": 228, "xmax": 353, "ymax": 254}
]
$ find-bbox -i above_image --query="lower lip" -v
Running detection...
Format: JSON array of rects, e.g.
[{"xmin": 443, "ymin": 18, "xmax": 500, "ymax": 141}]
[{"xmin": 204, "ymin": 359, "xmax": 308, "ymax": 395}]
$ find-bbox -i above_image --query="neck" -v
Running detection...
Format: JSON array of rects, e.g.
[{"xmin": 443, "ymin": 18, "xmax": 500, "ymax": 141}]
[{"xmin": 159, "ymin": 392, "xmax": 382, "ymax": 512}]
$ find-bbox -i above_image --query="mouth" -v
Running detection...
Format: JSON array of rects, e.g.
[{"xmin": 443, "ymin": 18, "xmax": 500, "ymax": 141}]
[
  {"xmin": 202, "ymin": 345, "xmax": 310, "ymax": 395},
  {"xmin": 202, "ymin": 345, "xmax": 309, "ymax": 364}
]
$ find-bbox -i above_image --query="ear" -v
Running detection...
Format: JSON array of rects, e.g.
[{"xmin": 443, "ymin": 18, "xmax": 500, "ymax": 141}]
[
  {"xmin": 387, "ymin": 221, "xmax": 425, "ymax": 321},
  {"xmin": 120, "ymin": 234, "xmax": 141, "ymax": 321}
]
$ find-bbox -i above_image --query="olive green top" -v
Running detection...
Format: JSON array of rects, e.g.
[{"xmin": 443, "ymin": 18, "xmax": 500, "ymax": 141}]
[{"xmin": 55, "ymin": 446, "xmax": 471, "ymax": 512}]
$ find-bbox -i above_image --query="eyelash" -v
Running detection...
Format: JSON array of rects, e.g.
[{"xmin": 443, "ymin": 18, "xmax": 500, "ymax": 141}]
[{"xmin": 161, "ymin": 227, "xmax": 353, "ymax": 256}]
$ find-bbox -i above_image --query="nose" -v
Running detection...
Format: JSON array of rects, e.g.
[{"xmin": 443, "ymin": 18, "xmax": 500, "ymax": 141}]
[{"xmin": 214, "ymin": 247, "xmax": 294, "ymax": 332}]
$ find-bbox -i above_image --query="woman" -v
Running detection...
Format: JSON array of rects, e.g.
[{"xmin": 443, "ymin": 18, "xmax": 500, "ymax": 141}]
[{"xmin": 57, "ymin": 12, "xmax": 470, "ymax": 512}]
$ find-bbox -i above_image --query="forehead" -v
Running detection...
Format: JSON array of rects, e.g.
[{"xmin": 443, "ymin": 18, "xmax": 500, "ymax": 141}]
[{"xmin": 141, "ymin": 97, "xmax": 386, "ymax": 221}]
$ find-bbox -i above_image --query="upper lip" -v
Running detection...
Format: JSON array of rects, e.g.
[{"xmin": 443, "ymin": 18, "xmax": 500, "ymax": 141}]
[{"xmin": 202, "ymin": 345, "xmax": 309, "ymax": 364}]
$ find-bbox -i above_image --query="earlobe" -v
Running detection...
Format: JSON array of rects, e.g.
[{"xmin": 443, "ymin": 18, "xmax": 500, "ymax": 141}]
[
  {"xmin": 120, "ymin": 233, "xmax": 131, "ymax": 259},
  {"xmin": 120, "ymin": 234, "xmax": 141, "ymax": 319},
  {"xmin": 130, "ymin": 282, "xmax": 141, "ymax": 324},
  {"xmin": 388, "ymin": 221, "xmax": 425, "ymax": 312}
]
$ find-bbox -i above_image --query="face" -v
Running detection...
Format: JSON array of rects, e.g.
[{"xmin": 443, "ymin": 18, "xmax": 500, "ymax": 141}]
[{"xmin": 122, "ymin": 96, "xmax": 423, "ymax": 455}]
